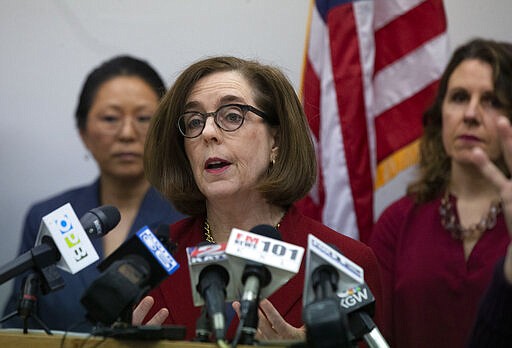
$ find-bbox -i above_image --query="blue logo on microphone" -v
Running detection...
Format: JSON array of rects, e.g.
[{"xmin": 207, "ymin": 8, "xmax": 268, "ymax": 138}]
[
  {"xmin": 137, "ymin": 226, "xmax": 179, "ymax": 275},
  {"xmin": 57, "ymin": 214, "xmax": 73, "ymax": 234}
]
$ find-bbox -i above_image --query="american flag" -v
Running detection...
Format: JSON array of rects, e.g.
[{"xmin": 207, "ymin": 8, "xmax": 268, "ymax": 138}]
[{"xmin": 297, "ymin": 0, "xmax": 448, "ymax": 242}]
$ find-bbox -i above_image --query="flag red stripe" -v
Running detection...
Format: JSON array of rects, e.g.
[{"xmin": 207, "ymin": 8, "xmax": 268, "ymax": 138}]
[
  {"xmin": 328, "ymin": 5, "xmax": 374, "ymax": 241},
  {"xmin": 298, "ymin": 56, "xmax": 325, "ymax": 221},
  {"xmin": 374, "ymin": 0, "xmax": 447, "ymax": 72},
  {"xmin": 375, "ymin": 80, "xmax": 439, "ymax": 161},
  {"xmin": 302, "ymin": 58, "xmax": 321, "ymax": 139}
]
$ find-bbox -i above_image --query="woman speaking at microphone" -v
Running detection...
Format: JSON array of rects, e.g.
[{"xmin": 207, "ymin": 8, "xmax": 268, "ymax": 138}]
[{"xmin": 132, "ymin": 56, "xmax": 384, "ymax": 343}]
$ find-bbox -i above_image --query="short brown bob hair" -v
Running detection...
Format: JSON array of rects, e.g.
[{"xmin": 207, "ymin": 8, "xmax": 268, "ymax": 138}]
[{"xmin": 144, "ymin": 56, "xmax": 316, "ymax": 216}]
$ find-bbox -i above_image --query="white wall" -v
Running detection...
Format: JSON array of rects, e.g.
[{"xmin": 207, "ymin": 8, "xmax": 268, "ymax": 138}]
[{"xmin": 0, "ymin": 0, "xmax": 510, "ymax": 312}]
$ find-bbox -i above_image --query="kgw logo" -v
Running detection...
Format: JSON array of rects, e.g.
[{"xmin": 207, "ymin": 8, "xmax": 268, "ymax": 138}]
[{"xmin": 339, "ymin": 285, "xmax": 370, "ymax": 309}]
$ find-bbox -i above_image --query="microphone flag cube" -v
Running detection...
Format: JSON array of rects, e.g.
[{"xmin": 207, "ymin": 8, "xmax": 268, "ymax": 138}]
[
  {"xmin": 226, "ymin": 228, "xmax": 304, "ymax": 299},
  {"xmin": 36, "ymin": 203, "xmax": 99, "ymax": 274},
  {"xmin": 303, "ymin": 234, "xmax": 364, "ymax": 307}
]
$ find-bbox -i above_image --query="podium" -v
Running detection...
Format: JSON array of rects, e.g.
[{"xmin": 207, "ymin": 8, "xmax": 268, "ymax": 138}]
[{"xmin": 0, "ymin": 330, "xmax": 288, "ymax": 347}]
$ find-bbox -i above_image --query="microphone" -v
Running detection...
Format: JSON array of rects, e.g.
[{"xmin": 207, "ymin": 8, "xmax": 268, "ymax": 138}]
[
  {"xmin": 303, "ymin": 234, "xmax": 389, "ymax": 348},
  {"xmin": 303, "ymin": 234, "xmax": 364, "ymax": 308},
  {"xmin": 81, "ymin": 226, "xmax": 180, "ymax": 326},
  {"xmin": 0, "ymin": 204, "xmax": 120, "ymax": 288},
  {"xmin": 225, "ymin": 226, "xmax": 304, "ymax": 300},
  {"xmin": 79, "ymin": 205, "xmax": 121, "ymax": 238},
  {"xmin": 339, "ymin": 284, "xmax": 389, "ymax": 348},
  {"xmin": 186, "ymin": 242, "xmax": 234, "ymax": 341},
  {"xmin": 154, "ymin": 224, "xmax": 177, "ymax": 255},
  {"xmin": 239, "ymin": 224, "xmax": 281, "ymax": 300},
  {"xmin": 237, "ymin": 225, "xmax": 278, "ymax": 345},
  {"xmin": 227, "ymin": 225, "xmax": 281, "ymax": 345},
  {"xmin": 303, "ymin": 235, "xmax": 354, "ymax": 347},
  {"xmin": 225, "ymin": 225, "xmax": 304, "ymax": 345}
]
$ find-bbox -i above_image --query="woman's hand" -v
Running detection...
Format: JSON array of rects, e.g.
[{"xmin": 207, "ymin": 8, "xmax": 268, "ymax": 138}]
[
  {"xmin": 233, "ymin": 299, "xmax": 305, "ymax": 341},
  {"xmin": 131, "ymin": 296, "xmax": 169, "ymax": 326},
  {"xmin": 470, "ymin": 115, "xmax": 512, "ymax": 283}
]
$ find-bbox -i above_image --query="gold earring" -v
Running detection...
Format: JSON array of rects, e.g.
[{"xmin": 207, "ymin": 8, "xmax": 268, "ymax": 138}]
[{"xmin": 270, "ymin": 153, "xmax": 277, "ymax": 165}]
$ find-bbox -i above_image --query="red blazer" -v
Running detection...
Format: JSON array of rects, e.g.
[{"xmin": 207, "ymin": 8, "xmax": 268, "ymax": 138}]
[{"xmin": 146, "ymin": 205, "xmax": 383, "ymax": 341}]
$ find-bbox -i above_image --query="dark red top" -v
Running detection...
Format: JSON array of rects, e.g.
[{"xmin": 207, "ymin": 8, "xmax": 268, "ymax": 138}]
[
  {"xmin": 146, "ymin": 205, "xmax": 383, "ymax": 342},
  {"xmin": 369, "ymin": 195, "xmax": 510, "ymax": 348}
]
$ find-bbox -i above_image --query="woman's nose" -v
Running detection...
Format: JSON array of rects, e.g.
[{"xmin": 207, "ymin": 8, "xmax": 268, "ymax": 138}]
[
  {"xmin": 463, "ymin": 97, "xmax": 481, "ymax": 125},
  {"xmin": 201, "ymin": 116, "xmax": 221, "ymax": 139},
  {"xmin": 118, "ymin": 117, "xmax": 138, "ymax": 138}
]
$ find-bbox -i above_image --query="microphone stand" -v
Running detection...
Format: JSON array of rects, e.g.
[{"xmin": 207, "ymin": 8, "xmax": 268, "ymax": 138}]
[
  {"xmin": 347, "ymin": 311, "xmax": 389, "ymax": 348},
  {"xmin": 194, "ymin": 306, "xmax": 212, "ymax": 342},
  {"xmin": 0, "ymin": 272, "xmax": 52, "ymax": 334},
  {"xmin": 0, "ymin": 241, "xmax": 65, "ymax": 335},
  {"xmin": 233, "ymin": 259, "xmax": 272, "ymax": 346},
  {"xmin": 237, "ymin": 276, "xmax": 260, "ymax": 345}
]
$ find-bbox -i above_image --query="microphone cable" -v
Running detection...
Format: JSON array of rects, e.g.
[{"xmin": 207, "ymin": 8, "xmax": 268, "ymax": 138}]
[{"xmin": 231, "ymin": 312, "xmax": 246, "ymax": 348}]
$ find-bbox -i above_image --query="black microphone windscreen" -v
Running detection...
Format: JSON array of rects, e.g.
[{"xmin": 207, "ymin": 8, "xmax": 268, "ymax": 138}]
[
  {"xmin": 82, "ymin": 256, "xmax": 150, "ymax": 325},
  {"xmin": 80, "ymin": 205, "xmax": 121, "ymax": 238},
  {"xmin": 82, "ymin": 226, "xmax": 179, "ymax": 326},
  {"xmin": 249, "ymin": 224, "xmax": 282, "ymax": 240},
  {"xmin": 155, "ymin": 224, "xmax": 177, "ymax": 254},
  {"xmin": 97, "ymin": 228, "xmax": 174, "ymax": 289}
]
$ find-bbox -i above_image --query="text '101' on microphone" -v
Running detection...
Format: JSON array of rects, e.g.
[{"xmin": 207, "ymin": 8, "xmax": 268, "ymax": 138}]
[
  {"xmin": 228, "ymin": 224, "xmax": 297, "ymax": 346},
  {"xmin": 225, "ymin": 226, "xmax": 304, "ymax": 299},
  {"xmin": 81, "ymin": 226, "xmax": 179, "ymax": 326}
]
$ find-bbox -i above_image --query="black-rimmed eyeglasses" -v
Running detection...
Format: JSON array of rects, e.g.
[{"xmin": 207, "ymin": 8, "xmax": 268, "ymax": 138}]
[{"xmin": 177, "ymin": 104, "xmax": 270, "ymax": 138}]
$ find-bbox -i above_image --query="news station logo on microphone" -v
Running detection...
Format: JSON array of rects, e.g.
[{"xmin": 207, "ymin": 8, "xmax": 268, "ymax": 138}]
[
  {"xmin": 226, "ymin": 228, "xmax": 304, "ymax": 299},
  {"xmin": 35, "ymin": 203, "xmax": 99, "ymax": 274},
  {"xmin": 187, "ymin": 242, "xmax": 240, "ymax": 306},
  {"xmin": 339, "ymin": 284, "xmax": 374, "ymax": 310},
  {"xmin": 82, "ymin": 226, "xmax": 180, "ymax": 326},
  {"xmin": 137, "ymin": 227, "xmax": 179, "ymax": 274},
  {"xmin": 189, "ymin": 243, "xmax": 228, "ymax": 264},
  {"xmin": 303, "ymin": 234, "xmax": 364, "ymax": 307}
]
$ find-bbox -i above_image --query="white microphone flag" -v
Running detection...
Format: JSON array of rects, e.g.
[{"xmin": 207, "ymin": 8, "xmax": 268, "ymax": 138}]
[
  {"xmin": 36, "ymin": 203, "xmax": 99, "ymax": 274},
  {"xmin": 303, "ymin": 234, "xmax": 364, "ymax": 307},
  {"xmin": 226, "ymin": 228, "xmax": 304, "ymax": 299}
]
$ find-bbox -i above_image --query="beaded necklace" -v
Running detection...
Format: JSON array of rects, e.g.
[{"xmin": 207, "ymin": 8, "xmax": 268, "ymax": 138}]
[{"xmin": 439, "ymin": 192, "xmax": 501, "ymax": 240}]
